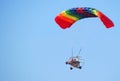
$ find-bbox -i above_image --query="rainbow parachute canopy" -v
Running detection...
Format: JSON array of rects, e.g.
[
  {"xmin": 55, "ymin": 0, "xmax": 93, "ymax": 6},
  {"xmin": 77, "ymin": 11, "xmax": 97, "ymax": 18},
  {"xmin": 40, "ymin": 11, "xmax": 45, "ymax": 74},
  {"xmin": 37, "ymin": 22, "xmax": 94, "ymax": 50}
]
[{"xmin": 55, "ymin": 7, "xmax": 114, "ymax": 29}]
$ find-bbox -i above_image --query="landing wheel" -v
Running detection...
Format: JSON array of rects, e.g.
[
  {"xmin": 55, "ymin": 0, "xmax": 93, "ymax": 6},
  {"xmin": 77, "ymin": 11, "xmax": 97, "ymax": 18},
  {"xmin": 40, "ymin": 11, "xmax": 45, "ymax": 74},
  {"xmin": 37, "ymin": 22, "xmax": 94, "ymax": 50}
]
[
  {"xmin": 70, "ymin": 67, "xmax": 73, "ymax": 70},
  {"xmin": 79, "ymin": 66, "xmax": 82, "ymax": 69},
  {"xmin": 66, "ymin": 62, "xmax": 68, "ymax": 64}
]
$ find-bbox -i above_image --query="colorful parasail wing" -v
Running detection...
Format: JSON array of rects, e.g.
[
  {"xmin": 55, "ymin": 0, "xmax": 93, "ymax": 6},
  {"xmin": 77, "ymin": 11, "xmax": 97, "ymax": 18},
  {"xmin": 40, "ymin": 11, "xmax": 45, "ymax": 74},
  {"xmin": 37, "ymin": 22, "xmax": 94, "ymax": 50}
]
[{"xmin": 55, "ymin": 7, "xmax": 114, "ymax": 29}]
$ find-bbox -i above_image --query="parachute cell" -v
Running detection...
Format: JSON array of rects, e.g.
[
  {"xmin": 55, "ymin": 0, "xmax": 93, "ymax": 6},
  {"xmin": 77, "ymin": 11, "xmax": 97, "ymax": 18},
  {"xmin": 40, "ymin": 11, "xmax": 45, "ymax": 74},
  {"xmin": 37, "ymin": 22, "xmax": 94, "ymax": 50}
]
[{"xmin": 55, "ymin": 7, "xmax": 114, "ymax": 29}]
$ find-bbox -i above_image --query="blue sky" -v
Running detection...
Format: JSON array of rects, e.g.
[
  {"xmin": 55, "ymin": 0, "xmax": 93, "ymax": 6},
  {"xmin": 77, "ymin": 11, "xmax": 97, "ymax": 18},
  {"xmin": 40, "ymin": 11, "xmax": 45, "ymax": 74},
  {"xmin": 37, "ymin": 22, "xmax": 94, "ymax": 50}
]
[{"xmin": 0, "ymin": 0, "xmax": 120, "ymax": 81}]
